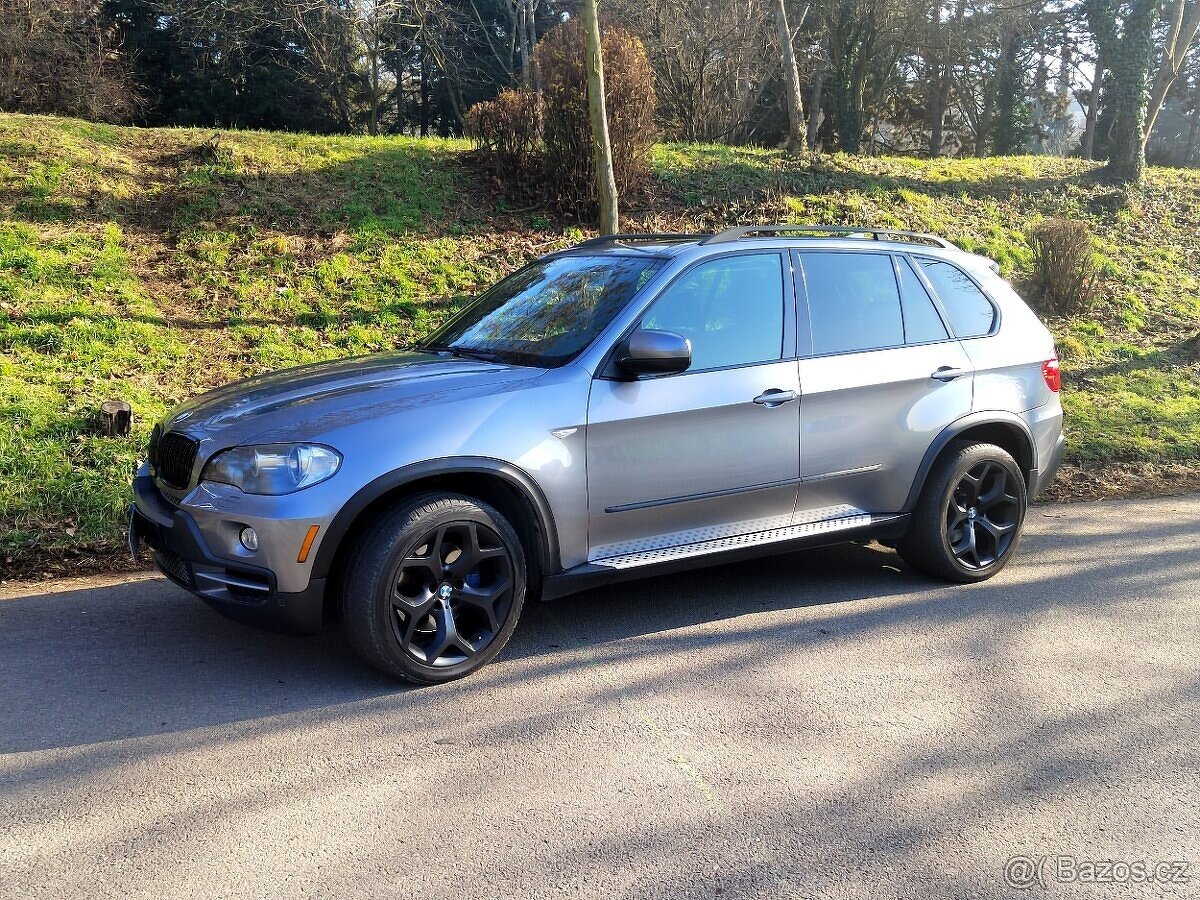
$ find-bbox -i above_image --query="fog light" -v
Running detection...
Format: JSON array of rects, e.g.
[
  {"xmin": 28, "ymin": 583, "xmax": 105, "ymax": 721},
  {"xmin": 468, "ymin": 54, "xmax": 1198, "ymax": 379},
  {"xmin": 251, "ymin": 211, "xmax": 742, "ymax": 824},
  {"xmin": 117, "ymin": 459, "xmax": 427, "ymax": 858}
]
[{"xmin": 239, "ymin": 527, "xmax": 259, "ymax": 551}]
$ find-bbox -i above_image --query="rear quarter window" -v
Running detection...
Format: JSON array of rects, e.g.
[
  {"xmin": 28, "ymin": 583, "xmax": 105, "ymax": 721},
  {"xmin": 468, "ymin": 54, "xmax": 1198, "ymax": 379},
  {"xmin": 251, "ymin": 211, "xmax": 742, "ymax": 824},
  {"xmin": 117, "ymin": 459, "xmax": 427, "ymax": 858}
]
[{"xmin": 917, "ymin": 258, "xmax": 997, "ymax": 338}]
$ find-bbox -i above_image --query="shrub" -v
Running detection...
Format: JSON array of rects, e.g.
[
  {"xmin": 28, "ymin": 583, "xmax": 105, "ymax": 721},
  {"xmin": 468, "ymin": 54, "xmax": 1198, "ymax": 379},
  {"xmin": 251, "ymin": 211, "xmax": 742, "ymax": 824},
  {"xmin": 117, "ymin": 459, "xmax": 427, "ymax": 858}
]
[
  {"xmin": 535, "ymin": 20, "xmax": 656, "ymax": 213},
  {"xmin": 0, "ymin": 0, "xmax": 137, "ymax": 123},
  {"xmin": 466, "ymin": 21, "xmax": 656, "ymax": 215},
  {"xmin": 1027, "ymin": 218, "xmax": 1100, "ymax": 316},
  {"xmin": 465, "ymin": 89, "xmax": 542, "ymax": 194}
]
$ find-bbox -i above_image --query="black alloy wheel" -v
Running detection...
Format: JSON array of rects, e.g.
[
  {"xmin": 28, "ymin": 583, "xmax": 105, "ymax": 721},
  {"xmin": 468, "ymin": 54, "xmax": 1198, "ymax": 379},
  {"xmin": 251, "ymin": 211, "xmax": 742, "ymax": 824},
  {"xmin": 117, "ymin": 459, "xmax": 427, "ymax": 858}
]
[
  {"xmin": 945, "ymin": 459, "xmax": 1021, "ymax": 570},
  {"xmin": 391, "ymin": 521, "xmax": 515, "ymax": 668}
]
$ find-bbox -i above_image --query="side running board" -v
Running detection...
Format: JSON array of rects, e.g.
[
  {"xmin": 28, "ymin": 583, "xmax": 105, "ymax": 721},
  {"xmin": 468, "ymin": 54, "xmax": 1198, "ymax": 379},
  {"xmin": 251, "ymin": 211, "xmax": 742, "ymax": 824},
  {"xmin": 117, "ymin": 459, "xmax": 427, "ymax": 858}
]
[{"xmin": 592, "ymin": 511, "xmax": 879, "ymax": 571}]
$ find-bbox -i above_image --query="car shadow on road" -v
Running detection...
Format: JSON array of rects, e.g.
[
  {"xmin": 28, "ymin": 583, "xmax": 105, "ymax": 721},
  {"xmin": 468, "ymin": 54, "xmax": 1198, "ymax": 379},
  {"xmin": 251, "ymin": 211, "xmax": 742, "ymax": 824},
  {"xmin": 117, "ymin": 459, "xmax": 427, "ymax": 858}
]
[
  {"xmin": 1, "ymin": 510, "xmax": 1196, "ymax": 757},
  {"xmin": 0, "ymin": 541, "xmax": 928, "ymax": 754}
]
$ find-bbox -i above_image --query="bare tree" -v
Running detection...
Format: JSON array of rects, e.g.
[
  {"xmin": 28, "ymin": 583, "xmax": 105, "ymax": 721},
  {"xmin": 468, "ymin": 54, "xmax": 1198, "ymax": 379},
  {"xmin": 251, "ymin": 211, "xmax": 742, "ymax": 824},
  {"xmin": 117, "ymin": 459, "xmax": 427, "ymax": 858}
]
[
  {"xmin": 610, "ymin": 0, "xmax": 776, "ymax": 141},
  {"xmin": 1144, "ymin": 0, "xmax": 1200, "ymax": 148},
  {"xmin": 580, "ymin": 0, "xmax": 619, "ymax": 233},
  {"xmin": 775, "ymin": 0, "xmax": 808, "ymax": 152},
  {"xmin": 0, "ymin": 0, "xmax": 136, "ymax": 121}
]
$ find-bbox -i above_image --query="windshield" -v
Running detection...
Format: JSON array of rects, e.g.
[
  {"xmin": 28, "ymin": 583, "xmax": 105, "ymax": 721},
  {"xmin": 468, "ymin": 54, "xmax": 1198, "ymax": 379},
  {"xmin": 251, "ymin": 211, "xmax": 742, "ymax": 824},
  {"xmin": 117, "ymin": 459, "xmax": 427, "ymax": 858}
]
[{"xmin": 419, "ymin": 254, "xmax": 664, "ymax": 367}]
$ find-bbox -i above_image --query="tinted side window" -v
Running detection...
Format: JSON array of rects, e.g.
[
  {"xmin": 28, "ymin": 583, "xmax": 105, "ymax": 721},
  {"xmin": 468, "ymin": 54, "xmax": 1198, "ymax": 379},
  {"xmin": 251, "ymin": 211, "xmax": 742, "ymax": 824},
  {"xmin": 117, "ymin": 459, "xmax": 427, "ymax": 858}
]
[
  {"xmin": 898, "ymin": 257, "xmax": 949, "ymax": 344},
  {"xmin": 918, "ymin": 259, "xmax": 996, "ymax": 338},
  {"xmin": 641, "ymin": 253, "xmax": 784, "ymax": 371},
  {"xmin": 802, "ymin": 252, "xmax": 903, "ymax": 355}
]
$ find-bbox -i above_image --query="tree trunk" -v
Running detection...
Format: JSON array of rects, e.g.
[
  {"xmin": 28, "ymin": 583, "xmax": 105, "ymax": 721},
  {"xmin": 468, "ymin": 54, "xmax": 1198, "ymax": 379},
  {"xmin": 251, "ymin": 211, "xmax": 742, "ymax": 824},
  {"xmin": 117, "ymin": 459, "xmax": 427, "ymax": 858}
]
[
  {"xmin": 1186, "ymin": 111, "xmax": 1200, "ymax": 165},
  {"xmin": 928, "ymin": 75, "xmax": 945, "ymax": 157},
  {"xmin": 518, "ymin": 0, "xmax": 531, "ymax": 89},
  {"xmin": 927, "ymin": 0, "xmax": 944, "ymax": 157},
  {"xmin": 974, "ymin": 75, "xmax": 994, "ymax": 157},
  {"xmin": 1082, "ymin": 51, "xmax": 1104, "ymax": 159},
  {"xmin": 992, "ymin": 26, "xmax": 1025, "ymax": 155},
  {"xmin": 830, "ymin": 71, "xmax": 862, "ymax": 153},
  {"xmin": 928, "ymin": 0, "xmax": 966, "ymax": 157},
  {"xmin": 579, "ymin": 0, "xmax": 619, "ymax": 234},
  {"xmin": 420, "ymin": 50, "xmax": 430, "ymax": 137},
  {"xmin": 806, "ymin": 61, "xmax": 825, "ymax": 149},
  {"xmin": 1108, "ymin": 79, "xmax": 1150, "ymax": 183},
  {"xmin": 95, "ymin": 401, "xmax": 132, "ymax": 437},
  {"xmin": 774, "ymin": 0, "xmax": 806, "ymax": 153},
  {"xmin": 526, "ymin": 0, "xmax": 540, "ymax": 93},
  {"xmin": 1085, "ymin": 0, "xmax": 1162, "ymax": 184},
  {"xmin": 368, "ymin": 37, "xmax": 380, "ymax": 136}
]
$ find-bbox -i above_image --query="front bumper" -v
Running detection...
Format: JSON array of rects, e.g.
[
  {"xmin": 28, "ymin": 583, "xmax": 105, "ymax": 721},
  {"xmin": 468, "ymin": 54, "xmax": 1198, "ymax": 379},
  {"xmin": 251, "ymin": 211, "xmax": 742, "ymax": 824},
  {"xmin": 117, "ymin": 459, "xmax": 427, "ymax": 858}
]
[{"xmin": 130, "ymin": 473, "xmax": 326, "ymax": 634}]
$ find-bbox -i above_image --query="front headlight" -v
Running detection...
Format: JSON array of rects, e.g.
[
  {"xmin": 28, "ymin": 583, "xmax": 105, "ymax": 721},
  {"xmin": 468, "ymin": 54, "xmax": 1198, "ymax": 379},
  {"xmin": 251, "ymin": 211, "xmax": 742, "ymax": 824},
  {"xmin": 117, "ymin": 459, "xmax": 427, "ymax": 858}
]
[{"xmin": 201, "ymin": 443, "xmax": 342, "ymax": 495}]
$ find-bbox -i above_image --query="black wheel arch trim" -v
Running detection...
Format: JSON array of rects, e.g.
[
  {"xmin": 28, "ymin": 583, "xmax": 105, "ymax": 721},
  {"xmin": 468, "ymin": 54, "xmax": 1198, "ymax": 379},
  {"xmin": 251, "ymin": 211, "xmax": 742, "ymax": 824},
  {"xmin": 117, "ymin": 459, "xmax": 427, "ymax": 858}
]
[
  {"xmin": 902, "ymin": 412, "xmax": 1037, "ymax": 513},
  {"xmin": 309, "ymin": 457, "xmax": 560, "ymax": 581}
]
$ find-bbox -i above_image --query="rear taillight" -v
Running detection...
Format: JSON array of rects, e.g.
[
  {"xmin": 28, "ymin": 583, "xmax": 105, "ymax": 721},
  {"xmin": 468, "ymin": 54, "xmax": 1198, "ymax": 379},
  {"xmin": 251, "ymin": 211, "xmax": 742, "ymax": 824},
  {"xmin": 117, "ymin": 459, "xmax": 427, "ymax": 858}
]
[{"xmin": 1042, "ymin": 354, "xmax": 1061, "ymax": 393}]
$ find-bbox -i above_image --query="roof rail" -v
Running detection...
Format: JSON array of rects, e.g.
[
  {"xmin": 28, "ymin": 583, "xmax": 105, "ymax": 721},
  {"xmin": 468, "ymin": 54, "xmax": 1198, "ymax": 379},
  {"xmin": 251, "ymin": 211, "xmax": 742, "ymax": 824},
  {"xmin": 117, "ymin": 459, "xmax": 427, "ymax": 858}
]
[
  {"xmin": 571, "ymin": 233, "xmax": 708, "ymax": 250},
  {"xmin": 698, "ymin": 224, "xmax": 959, "ymax": 250}
]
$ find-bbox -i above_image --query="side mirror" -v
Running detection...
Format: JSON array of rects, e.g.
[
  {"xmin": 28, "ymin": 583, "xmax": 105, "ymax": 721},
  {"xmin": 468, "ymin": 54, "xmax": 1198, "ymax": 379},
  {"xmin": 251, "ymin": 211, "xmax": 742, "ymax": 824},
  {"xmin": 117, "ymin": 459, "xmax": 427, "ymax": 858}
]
[{"xmin": 616, "ymin": 329, "xmax": 692, "ymax": 377}]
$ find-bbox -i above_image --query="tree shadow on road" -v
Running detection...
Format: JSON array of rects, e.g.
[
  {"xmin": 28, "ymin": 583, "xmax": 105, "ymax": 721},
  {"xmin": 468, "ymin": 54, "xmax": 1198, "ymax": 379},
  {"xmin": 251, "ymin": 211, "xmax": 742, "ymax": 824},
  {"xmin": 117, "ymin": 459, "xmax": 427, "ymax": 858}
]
[
  {"xmin": 3, "ymin": 500, "xmax": 1199, "ymax": 898},
  {"xmin": 1, "ymin": 505, "xmax": 1196, "ymax": 759},
  {"xmin": 0, "ymin": 540, "xmax": 908, "ymax": 755}
]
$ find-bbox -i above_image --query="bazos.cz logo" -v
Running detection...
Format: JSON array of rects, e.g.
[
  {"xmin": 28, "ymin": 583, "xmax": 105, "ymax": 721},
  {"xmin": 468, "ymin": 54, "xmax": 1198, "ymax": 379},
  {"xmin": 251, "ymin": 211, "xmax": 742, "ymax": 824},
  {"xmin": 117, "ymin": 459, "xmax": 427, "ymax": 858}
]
[{"xmin": 1003, "ymin": 854, "xmax": 1191, "ymax": 890}]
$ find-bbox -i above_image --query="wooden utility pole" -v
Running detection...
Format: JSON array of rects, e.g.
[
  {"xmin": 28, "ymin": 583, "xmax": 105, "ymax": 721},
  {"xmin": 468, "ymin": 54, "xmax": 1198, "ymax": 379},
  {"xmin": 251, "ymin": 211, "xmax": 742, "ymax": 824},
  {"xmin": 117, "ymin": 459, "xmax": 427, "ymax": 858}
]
[{"xmin": 579, "ymin": 0, "xmax": 619, "ymax": 234}]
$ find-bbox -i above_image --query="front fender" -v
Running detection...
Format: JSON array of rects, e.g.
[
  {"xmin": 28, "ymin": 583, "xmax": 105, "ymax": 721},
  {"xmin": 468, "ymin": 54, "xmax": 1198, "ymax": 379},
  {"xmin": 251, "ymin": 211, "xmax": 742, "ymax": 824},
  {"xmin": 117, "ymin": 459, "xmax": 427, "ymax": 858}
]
[{"xmin": 308, "ymin": 456, "xmax": 560, "ymax": 581}]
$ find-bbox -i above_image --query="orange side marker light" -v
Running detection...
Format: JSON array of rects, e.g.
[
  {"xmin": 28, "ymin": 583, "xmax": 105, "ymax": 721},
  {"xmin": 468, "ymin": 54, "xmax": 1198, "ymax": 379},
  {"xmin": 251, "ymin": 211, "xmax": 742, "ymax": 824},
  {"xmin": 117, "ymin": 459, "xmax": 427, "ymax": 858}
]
[{"xmin": 297, "ymin": 525, "xmax": 320, "ymax": 563}]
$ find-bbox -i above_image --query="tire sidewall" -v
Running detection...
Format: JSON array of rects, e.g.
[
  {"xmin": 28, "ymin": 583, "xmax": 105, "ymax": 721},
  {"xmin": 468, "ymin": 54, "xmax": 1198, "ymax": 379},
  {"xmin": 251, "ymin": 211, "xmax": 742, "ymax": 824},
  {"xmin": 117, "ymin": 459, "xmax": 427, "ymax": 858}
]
[{"xmin": 363, "ymin": 497, "xmax": 526, "ymax": 683}]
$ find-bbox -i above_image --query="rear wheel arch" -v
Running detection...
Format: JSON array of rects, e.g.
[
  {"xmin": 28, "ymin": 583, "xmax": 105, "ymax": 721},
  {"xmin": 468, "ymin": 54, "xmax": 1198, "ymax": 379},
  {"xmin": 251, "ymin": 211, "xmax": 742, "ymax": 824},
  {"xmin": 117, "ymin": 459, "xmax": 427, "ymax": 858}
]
[
  {"xmin": 313, "ymin": 459, "xmax": 557, "ymax": 595},
  {"xmin": 904, "ymin": 414, "xmax": 1036, "ymax": 513}
]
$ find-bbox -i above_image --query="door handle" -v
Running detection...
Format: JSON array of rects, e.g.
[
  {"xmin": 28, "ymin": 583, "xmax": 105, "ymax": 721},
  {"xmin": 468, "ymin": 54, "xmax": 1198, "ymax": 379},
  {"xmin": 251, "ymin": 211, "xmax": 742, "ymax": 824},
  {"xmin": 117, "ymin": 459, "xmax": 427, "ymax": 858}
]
[
  {"xmin": 753, "ymin": 389, "xmax": 798, "ymax": 407},
  {"xmin": 931, "ymin": 366, "xmax": 971, "ymax": 382}
]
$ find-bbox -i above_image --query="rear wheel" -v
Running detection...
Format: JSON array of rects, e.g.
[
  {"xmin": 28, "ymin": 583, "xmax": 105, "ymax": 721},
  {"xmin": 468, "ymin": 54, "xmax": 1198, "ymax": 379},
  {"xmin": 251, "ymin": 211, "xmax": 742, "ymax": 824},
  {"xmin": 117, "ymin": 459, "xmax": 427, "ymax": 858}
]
[
  {"xmin": 897, "ymin": 441, "xmax": 1027, "ymax": 583},
  {"xmin": 339, "ymin": 493, "xmax": 526, "ymax": 683}
]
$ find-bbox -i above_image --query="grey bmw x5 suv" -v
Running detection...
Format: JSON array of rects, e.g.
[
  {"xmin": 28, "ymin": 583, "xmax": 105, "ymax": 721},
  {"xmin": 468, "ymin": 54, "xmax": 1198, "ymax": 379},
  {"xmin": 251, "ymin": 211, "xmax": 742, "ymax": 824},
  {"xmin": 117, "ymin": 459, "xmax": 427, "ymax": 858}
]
[{"xmin": 130, "ymin": 225, "xmax": 1065, "ymax": 683}]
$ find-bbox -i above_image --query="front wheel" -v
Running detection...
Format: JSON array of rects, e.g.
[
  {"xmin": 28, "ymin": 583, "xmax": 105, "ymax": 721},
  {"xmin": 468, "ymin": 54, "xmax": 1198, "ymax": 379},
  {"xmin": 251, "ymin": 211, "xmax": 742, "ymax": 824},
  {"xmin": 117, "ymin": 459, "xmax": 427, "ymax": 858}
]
[
  {"xmin": 338, "ymin": 493, "xmax": 526, "ymax": 683},
  {"xmin": 897, "ymin": 441, "xmax": 1028, "ymax": 583}
]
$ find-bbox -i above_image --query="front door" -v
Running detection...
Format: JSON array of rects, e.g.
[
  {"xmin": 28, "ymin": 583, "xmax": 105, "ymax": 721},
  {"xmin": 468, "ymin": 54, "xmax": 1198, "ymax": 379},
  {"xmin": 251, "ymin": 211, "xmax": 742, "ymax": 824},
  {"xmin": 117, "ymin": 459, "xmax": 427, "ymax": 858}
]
[
  {"xmin": 794, "ymin": 250, "xmax": 975, "ymax": 514},
  {"xmin": 586, "ymin": 252, "xmax": 800, "ymax": 560}
]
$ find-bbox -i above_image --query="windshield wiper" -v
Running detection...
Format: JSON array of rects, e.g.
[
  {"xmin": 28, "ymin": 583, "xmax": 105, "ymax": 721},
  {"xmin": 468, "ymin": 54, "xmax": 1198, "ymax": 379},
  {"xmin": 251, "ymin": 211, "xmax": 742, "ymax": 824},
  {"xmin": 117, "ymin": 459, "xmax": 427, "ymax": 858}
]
[{"xmin": 421, "ymin": 344, "xmax": 506, "ymax": 364}]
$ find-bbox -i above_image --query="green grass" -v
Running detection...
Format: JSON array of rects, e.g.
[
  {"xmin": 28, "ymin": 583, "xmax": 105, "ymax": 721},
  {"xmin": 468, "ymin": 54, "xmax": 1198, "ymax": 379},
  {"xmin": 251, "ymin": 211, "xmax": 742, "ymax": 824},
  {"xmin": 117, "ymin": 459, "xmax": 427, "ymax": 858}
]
[
  {"xmin": 0, "ymin": 116, "xmax": 530, "ymax": 570},
  {"xmin": 2, "ymin": 113, "xmax": 1199, "ymax": 572}
]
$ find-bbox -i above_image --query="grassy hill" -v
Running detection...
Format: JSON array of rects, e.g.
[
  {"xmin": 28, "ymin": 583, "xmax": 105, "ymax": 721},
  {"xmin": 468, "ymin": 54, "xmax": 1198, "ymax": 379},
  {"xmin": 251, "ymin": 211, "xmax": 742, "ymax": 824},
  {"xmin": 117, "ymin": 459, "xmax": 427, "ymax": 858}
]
[{"xmin": 2, "ymin": 113, "xmax": 1199, "ymax": 578}]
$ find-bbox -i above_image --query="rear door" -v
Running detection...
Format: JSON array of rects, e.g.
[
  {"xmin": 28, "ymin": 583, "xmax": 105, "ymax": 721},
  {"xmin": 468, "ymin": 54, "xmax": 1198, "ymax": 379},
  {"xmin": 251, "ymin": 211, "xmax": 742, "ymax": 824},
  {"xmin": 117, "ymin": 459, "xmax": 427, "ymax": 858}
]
[
  {"xmin": 586, "ymin": 252, "xmax": 800, "ymax": 560},
  {"xmin": 794, "ymin": 250, "xmax": 974, "ymax": 514},
  {"xmin": 910, "ymin": 256, "xmax": 1046, "ymax": 412}
]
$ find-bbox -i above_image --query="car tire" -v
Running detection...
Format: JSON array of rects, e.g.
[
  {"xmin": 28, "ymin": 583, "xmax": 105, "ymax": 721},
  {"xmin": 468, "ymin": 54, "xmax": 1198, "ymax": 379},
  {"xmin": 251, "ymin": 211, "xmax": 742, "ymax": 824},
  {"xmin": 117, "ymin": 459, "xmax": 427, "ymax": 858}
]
[
  {"xmin": 897, "ymin": 441, "xmax": 1028, "ymax": 584},
  {"xmin": 338, "ymin": 492, "xmax": 526, "ymax": 684}
]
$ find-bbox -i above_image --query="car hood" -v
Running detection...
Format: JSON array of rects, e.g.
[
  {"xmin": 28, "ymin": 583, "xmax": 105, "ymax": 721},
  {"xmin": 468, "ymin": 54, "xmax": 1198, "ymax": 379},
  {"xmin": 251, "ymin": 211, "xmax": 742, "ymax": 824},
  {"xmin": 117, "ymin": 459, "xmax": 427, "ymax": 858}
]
[{"xmin": 162, "ymin": 350, "xmax": 545, "ymax": 445}]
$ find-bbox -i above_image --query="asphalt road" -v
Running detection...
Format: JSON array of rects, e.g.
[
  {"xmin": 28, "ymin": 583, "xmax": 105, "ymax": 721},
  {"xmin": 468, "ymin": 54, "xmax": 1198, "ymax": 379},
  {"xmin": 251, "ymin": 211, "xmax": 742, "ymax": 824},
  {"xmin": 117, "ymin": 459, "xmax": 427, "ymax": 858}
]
[{"xmin": 2, "ymin": 495, "xmax": 1198, "ymax": 899}]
